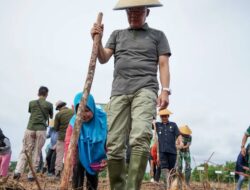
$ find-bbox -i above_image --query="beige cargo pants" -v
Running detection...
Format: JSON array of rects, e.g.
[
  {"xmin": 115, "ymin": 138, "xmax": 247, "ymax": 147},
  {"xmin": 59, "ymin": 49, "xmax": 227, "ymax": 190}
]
[
  {"xmin": 15, "ymin": 129, "xmax": 46, "ymax": 177},
  {"xmin": 106, "ymin": 88, "xmax": 157, "ymax": 160}
]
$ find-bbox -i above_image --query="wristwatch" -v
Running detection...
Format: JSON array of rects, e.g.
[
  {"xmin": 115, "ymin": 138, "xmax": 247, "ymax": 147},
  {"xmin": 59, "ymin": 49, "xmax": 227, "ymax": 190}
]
[{"xmin": 162, "ymin": 87, "xmax": 171, "ymax": 95}]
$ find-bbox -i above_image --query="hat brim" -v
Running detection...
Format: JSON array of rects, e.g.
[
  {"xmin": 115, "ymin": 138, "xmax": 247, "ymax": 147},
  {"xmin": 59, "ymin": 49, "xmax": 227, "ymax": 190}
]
[
  {"xmin": 113, "ymin": 3, "xmax": 163, "ymax": 10},
  {"xmin": 56, "ymin": 102, "xmax": 66, "ymax": 110},
  {"xmin": 158, "ymin": 109, "xmax": 173, "ymax": 116},
  {"xmin": 179, "ymin": 126, "xmax": 192, "ymax": 135},
  {"xmin": 180, "ymin": 130, "xmax": 192, "ymax": 135}
]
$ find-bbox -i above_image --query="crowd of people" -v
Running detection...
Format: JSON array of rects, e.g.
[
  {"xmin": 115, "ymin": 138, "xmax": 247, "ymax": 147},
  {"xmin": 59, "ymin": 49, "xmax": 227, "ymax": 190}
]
[
  {"xmin": 149, "ymin": 109, "xmax": 192, "ymax": 189},
  {"xmin": 1, "ymin": 0, "xmax": 249, "ymax": 190},
  {"xmin": 4, "ymin": 85, "xmax": 193, "ymax": 190},
  {"xmin": 10, "ymin": 87, "xmax": 107, "ymax": 190},
  {"xmin": 4, "ymin": 0, "xmax": 192, "ymax": 189}
]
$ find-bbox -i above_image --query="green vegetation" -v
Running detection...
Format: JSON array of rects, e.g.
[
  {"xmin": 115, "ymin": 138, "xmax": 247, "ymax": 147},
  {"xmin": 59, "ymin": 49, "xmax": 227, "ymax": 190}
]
[
  {"xmin": 9, "ymin": 161, "xmax": 17, "ymax": 172},
  {"xmin": 143, "ymin": 161, "xmax": 237, "ymax": 182},
  {"xmin": 192, "ymin": 161, "xmax": 236, "ymax": 183}
]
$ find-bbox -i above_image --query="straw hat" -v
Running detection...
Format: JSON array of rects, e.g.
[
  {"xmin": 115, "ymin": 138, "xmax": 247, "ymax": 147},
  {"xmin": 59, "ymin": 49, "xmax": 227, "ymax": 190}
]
[
  {"xmin": 158, "ymin": 108, "xmax": 173, "ymax": 116},
  {"xmin": 179, "ymin": 125, "xmax": 192, "ymax": 135},
  {"xmin": 113, "ymin": 0, "xmax": 163, "ymax": 10},
  {"xmin": 55, "ymin": 100, "xmax": 66, "ymax": 110}
]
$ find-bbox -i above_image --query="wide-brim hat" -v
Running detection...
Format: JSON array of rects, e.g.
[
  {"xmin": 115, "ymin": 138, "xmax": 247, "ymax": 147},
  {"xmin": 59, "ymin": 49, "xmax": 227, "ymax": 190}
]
[
  {"xmin": 179, "ymin": 125, "xmax": 192, "ymax": 135},
  {"xmin": 113, "ymin": 0, "xmax": 163, "ymax": 10},
  {"xmin": 55, "ymin": 100, "xmax": 66, "ymax": 110},
  {"xmin": 158, "ymin": 108, "xmax": 173, "ymax": 116}
]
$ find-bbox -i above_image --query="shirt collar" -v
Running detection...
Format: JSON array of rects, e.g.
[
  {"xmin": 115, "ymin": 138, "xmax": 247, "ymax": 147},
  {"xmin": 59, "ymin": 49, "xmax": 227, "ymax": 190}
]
[
  {"xmin": 128, "ymin": 23, "xmax": 149, "ymax": 30},
  {"xmin": 38, "ymin": 96, "xmax": 46, "ymax": 100}
]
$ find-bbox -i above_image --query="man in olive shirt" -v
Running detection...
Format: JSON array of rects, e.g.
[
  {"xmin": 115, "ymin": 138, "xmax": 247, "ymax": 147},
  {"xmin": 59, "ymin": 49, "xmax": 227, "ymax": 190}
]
[
  {"xmin": 54, "ymin": 100, "xmax": 74, "ymax": 178},
  {"xmin": 14, "ymin": 86, "xmax": 53, "ymax": 181}
]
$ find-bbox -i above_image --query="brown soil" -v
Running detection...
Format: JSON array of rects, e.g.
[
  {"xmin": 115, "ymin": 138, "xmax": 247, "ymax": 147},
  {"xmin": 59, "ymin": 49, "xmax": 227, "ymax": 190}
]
[{"xmin": 0, "ymin": 175, "xmax": 235, "ymax": 190}]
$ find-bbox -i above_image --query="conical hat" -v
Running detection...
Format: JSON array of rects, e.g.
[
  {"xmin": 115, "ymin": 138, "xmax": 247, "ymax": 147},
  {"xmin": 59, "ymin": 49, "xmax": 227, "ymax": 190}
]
[
  {"xmin": 179, "ymin": 125, "xmax": 192, "ymax": 135},
  {"xmin": 158, "ymin": 108, "xmax": 173, "ymax": 116},
  {"xmin": 114, "ymin": 0, "xmax": 163, "ymax": 10}
]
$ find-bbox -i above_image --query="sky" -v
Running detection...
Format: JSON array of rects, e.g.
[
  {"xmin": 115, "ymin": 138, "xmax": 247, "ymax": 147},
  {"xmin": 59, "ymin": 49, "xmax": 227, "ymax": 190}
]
[{"xmin": 0, "ymin": 0, "xmax": 250, "ymax": 169}]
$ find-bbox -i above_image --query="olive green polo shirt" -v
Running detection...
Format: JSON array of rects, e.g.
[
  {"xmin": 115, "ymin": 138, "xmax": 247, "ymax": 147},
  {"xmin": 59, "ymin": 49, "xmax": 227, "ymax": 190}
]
[
  {"xmin": 27, "ymin": 98, "xmax": 53, "ymax": 131},
  {"xmin": 54, "ymin": 107, "xmax": 74, "ymax": 141},
  {"xmin": 105, "ymin": 23, "xmax": 171, "ymax": 96}
]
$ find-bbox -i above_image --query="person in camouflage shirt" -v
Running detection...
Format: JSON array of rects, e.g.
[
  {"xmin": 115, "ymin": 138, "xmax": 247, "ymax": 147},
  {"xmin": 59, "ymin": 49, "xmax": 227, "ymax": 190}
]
[
  {"xmin": 53, "ymin": 100, "xmax": 74, "ymax": 178},
  {"xmin": 176, "ymin": 124, "xmax": 192, "ymax": 187},
  {"xmin": 14, "ymin": 86, "xmax": 53, "ymax": 181}
]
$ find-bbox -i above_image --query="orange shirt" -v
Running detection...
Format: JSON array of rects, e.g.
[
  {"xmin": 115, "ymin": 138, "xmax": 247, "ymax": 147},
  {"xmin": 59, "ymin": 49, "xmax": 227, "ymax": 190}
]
[{"xmin": 151, "ymin": 142, "xmax": 158, "ymax": 162}]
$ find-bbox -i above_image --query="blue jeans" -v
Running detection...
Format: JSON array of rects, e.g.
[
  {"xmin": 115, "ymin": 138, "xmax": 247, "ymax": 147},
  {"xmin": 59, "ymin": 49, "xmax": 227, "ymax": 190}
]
[{"xmin": 236, "ymin": 175, "xmax": 250, "ymax": 190}]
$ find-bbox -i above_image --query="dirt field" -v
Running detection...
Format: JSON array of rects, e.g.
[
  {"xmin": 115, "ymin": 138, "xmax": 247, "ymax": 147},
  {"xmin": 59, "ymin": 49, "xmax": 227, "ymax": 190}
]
[{"xmin": 0, "ymin": 175, "xmax": 237, "ymax": 190}]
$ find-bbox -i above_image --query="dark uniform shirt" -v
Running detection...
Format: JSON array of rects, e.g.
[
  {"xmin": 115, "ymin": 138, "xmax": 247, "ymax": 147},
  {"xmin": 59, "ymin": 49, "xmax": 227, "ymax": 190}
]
[
  {"xmin": 235, "ymin": 152, "xmax": 248, "ymax": 179},
  {"xmin": 54, "ymin": 107, "xmax": 74, "ymax": 141},
  {"xmin": 27, "ymin": 98, "xmax": 53, "ymax": 131},
  {"xmin": 156, "ymin": 121, "xmax": 180, "ymax": 154}
]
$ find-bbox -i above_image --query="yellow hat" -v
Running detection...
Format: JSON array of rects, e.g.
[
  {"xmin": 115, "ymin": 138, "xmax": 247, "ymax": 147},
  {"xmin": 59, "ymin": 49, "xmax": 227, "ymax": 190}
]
[
  {"xmin": 179, "ymin": 125, "xmax": 192, "ymax": 135},
  {"xmin": 113, "ymin": 0, "xmax": 163, "ymax": 10},
  {"xmin": 158, "ymin": 108, "xmax": 173, "ymax": 116}
]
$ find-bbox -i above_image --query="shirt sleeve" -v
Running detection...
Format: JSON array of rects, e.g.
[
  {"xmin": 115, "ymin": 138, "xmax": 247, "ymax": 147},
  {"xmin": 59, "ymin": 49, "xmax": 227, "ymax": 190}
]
[
  {"xmin": 1, "ymin": 138, "xmax": 11, "ymax": 151},
  {"xmin": 49, "ymin": 103, "xmax": 53, "ymax": 119},
  {"xmin": 54, "ymin": 113, "xmax": 60, "ymax": 131},
  {"xmin": 175, "ymin": 124, "xmax": 180, "ymax": 137},
  {"xmin": 157, "ymin": 31, "xmax": 171, "ymax": 57},
  {"xmin": 245, "ymin": 126, "xmax": 250, "ymax": 136},
  {"xmin": 105, "ymin": 30, "xmax": 119, "ymax": 50},
  {"xmin": 155, "ymin": 122, "xmax": 160, "ymax": 134},
  {"xmin": 28, "ymin": 102, "xmax": 31, "ymax": 113}
]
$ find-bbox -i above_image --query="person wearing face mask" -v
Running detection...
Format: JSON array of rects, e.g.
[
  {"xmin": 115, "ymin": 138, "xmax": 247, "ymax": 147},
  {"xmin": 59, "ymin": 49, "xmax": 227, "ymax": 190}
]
[
  {"xmin": 91, "ymin": 0, "xmax": 171, "ymax": 189},
  {"xmin": 64, "ymin": 92, "xmax": 107, "ymax": 190},
  {"xmin": 156, "ymin": 109, "xmax": 182, "ymax": 189}
]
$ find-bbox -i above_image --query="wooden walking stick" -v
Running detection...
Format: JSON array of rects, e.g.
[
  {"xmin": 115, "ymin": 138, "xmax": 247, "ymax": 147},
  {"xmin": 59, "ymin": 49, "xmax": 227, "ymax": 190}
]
[
  {"xmin": 60, "ymin": 12, "xmax": 103, "ymax": 190},
  {"xmin": 24, "ymin": 150, "xmax": 42, "ymax": 190}
]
